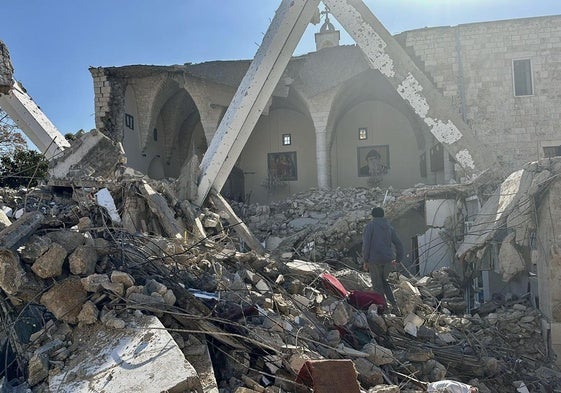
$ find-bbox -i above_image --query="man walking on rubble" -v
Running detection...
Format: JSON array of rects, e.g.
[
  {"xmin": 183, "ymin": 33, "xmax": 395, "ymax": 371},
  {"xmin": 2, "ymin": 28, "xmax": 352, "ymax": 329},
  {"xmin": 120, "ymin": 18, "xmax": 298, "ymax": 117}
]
[{"xmin": 362, "ymin": 206, "xmax": 403, "ymax": 310}]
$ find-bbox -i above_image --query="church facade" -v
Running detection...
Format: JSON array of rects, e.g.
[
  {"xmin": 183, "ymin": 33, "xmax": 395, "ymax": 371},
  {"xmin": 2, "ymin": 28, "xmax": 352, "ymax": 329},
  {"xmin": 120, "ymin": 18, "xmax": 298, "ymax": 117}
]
[{"xmin": 90, "ymin": 14, "xmax": 561, "ymax": 203}]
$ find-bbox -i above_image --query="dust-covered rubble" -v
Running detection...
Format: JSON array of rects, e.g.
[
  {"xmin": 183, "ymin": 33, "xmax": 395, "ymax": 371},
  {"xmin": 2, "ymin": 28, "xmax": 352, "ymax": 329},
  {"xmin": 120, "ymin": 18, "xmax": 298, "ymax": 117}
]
[{"xmin": 0, "ymin": 178, "xmax": 559, "ymax": 393}]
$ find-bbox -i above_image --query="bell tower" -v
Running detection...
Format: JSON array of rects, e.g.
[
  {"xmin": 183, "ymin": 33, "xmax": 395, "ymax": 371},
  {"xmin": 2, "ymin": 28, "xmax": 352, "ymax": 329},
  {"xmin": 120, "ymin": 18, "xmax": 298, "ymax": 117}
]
[{"xmin": 314, "ymin": 5, "xmax": 340, "ymax": 51}]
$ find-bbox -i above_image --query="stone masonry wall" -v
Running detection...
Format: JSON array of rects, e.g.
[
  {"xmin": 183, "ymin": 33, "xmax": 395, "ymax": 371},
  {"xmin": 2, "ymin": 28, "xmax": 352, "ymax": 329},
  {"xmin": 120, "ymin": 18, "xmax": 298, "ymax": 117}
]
[
  {"xmin": 89, "ymin": 67, "xmax": 126, "ymax": 142},
  {"xmin": 397, "ymin": 15, "xmax": 561, "ymax": 170}
]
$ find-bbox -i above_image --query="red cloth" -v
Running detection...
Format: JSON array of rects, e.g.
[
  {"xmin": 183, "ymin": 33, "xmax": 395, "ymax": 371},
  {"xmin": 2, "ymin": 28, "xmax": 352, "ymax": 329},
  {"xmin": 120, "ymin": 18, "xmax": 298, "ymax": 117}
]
[{"xmin": 320, "ymin": 273, "xmax": 386, "ymax": 311}]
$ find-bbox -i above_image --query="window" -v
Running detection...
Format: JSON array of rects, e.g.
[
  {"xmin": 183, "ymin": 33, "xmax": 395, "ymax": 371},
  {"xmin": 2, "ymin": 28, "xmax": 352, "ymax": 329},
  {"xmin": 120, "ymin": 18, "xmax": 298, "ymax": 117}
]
[
  {"xmin": 282, "ymin": 133, "xmax": 292, "ymax": 146},
  {"xmin": 358, "ymin": 127, "xmax": 367, "ymax": 140},
  {"xmin": 543, "ymin": 145, "xmax": 561, "ymax": 158},
  {"xmin": 513, "ymin": 59, "xmax": 533, "ymax": 96},
  {"xmin": 125, "ymin": 113, "xmax": 134, "ymax": 130},
  {"xmin": 153, "ymin": 128, "xmax": 158, "ymax": 141}
]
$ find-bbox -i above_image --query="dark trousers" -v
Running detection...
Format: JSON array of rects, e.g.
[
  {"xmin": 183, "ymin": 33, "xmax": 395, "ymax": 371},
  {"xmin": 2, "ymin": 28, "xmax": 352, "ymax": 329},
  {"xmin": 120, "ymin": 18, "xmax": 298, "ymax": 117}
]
[{"xmin": 368, "ymin": 263, "xmax": 396, "ymax": 306}]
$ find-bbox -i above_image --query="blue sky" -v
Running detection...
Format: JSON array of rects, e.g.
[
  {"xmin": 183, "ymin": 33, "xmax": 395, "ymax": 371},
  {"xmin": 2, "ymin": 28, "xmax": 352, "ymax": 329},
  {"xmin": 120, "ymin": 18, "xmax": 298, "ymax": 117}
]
[{"xmin": 2, "ymin": 0, "xmax": 561, "ymax": 136}]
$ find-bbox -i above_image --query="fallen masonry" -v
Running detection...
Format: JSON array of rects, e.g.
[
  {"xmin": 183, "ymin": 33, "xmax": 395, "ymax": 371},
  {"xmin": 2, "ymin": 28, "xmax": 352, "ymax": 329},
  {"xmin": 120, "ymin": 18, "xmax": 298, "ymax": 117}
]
[{"xmin": 0, "ymin": 166, "xmax": 560, "ymax": 392}]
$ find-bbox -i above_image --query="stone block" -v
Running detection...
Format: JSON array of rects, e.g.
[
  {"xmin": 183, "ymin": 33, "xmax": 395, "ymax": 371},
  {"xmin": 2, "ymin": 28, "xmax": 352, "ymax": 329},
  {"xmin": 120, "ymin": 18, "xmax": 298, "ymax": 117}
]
[
  {"xmin": 81, "ymin": 273, "xmax": 110, "ymax": 292},
  {"xmin": 69, "ymin": 245, "xmax": 98, "ymax": 275},
  {"xmin": 19, "ymin": 235, "xmax": 52, "ymax": 263},
  {"xmin": 77, "ymin": 301, "xmax": 99, "ymax": 325},
  {"xmin": 40, "ymin": 277, "xmax": 88, "ymax": 324},
  {"xmin": 48, "ymin": 313, "xmax": 203, "ymax": 392},
  {"xmin": 111, "ymin": 271, "xmax": 135, "ymax": 288},
  {"xmin": 361, "ymin": 343, "xmax": 394, "ymax": 366},
  {"xmin": 31, "ymin": 242, "xmax": 67, "ymax": 278},
  {"xmin": 353, "ymin": 357, "xmax": 384, "ymax": 387},
  {"xmin": 27, "ymin": 353, "xmax": 49, "ymax": 387},
  {"xmin": 46, "ymin": 230, "xmax": 85, "ymax": 253},
  {"xmin": 0, "ymin": 248, "xmax": 25, "ymax": 295}
]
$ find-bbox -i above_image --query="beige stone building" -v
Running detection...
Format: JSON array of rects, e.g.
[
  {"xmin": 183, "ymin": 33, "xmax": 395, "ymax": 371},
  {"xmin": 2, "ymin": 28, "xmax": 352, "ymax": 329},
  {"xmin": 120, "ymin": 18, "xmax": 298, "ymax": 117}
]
[{"xmin": 91, "ymin": 14, "xmax": 561, "ymax": 204}]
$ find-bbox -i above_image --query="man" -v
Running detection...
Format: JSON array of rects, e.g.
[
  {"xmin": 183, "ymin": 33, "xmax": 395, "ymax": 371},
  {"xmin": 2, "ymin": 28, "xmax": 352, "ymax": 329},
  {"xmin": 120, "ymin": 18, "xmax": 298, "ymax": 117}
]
[{"xmin": 362, "ymin": 207, "xmax": 403, "ymax": 309}]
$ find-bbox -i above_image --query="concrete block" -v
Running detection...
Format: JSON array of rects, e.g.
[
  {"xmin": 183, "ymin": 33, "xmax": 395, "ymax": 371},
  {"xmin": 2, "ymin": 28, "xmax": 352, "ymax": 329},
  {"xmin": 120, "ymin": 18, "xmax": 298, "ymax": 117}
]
[{"xmin": 48, "ymin": 313, "xmax": 203, "ymax": 393}]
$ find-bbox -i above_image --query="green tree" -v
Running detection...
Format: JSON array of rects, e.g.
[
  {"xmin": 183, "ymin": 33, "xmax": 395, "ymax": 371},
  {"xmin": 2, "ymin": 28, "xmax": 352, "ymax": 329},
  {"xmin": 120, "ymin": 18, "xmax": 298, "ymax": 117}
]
[
  {"xmin": 0, "ymin": 109, "xmax": 48, "ymax": 188},
  {"xmin": 0, "ymin": 109, "xmax": 26, "ymax": 156},
  {"xmin": 0, "ymin": 149, "xmax": 49, "ymax": 188}
]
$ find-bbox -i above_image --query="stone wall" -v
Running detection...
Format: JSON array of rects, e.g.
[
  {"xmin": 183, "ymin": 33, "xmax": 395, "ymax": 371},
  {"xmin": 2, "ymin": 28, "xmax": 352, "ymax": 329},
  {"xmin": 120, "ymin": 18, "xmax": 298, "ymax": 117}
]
[
  {"xmin": 397, "ymin": 15, "xmax": 561, "ymax": 170},
  {"xmin": 89, "ymin": 67, "xmax": 125, "ymax": 142}
]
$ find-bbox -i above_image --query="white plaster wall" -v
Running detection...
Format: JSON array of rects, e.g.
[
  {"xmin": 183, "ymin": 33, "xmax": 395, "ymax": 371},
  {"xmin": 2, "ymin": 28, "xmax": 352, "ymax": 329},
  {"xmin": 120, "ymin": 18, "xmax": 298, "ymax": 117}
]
[
  {"xmin": 142, "ymin": 115, "xmax": 166, "ymax": 177},
  {"xmin": 238, "ymin": 108, "xmax": 316, "ymax": 203},
  {"xmin": 122, "ymin": 85, "xmax": 144, "ymax": 171},
  {"xmin": 331, "ymin": 100, "xmax": 423, "ymax": 188},
  {"xmin": 400, "ymin": 16, "xmax": 561, "ymax": 169}
]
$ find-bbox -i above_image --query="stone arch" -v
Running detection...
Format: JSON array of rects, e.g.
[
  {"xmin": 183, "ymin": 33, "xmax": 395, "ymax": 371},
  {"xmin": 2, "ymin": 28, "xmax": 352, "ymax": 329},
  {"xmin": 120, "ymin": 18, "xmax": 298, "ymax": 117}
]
[
  {"xmin": 237, "ymin": 88, "xmax": 316, "ymax": 203},
  {"xmin": 137, "ymin": 77, "xmax": 204, "ymax": 179},
  {"xmin": 147, "ymin": 156, "xmax": 165, "ymax": 180},
  {"xmin": 328, "ymin": 69, "xmax": 428, "ymax": 188}
]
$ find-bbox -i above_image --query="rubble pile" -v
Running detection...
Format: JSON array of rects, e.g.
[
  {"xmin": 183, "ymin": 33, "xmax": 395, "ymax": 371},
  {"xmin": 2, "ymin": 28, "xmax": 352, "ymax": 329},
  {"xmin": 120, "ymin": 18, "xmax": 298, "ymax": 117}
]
[
  {"xmin": 233, "ymin": 178, "xmax": 498, "ymax": 264},
  {"xmin": 233, "ymin": 187, "xmax": 388, "ymax": 262},
  {"xmin": 1, "ymin": 181, "xmax": 559, "ymax": 392}
]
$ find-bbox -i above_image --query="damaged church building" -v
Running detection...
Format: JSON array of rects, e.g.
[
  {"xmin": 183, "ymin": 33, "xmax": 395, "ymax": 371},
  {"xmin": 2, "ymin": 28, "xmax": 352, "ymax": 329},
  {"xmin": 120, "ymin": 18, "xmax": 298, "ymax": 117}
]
[
  {"xmin": 2, "ymin": 1, "xmax": 561, "ymax": 390},
  {"xmin": 88, "ymin": 9, "xmax": 561, "ymax": 364}
]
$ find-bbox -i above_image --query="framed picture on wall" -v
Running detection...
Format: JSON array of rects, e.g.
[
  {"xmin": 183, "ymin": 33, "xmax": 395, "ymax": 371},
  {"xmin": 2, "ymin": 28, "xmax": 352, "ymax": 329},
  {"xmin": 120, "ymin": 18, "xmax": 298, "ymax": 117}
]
[
  {"xmin": 268, "ymin": 151, "xmax": 298, "ymax": 181},
  {"xmin": 357, "ymin": 145, "xmax": 390, "ymax": 177}
]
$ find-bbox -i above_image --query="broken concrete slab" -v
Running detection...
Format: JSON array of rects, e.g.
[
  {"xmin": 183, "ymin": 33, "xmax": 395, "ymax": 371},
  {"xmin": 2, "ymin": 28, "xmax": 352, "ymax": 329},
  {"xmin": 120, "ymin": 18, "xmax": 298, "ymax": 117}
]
[
  {"xmin": 498, "ymin": 232, "xmax": 526, "ymax": 282},
  {"xmin": 48, "ymin": 313, "xmax": 203, "ymax": 393},
  {"xmin": 286, "ymin": 260, "xmax": 330, "ymax": 277},
  {"xmin": 0, "ymin": 209, "xmax": 10, "ymax": 230},
  {"xmin": 457, "ymin": 169, "xmax": 534, "ymax": 260},
  {"xmin": 0, "ymin": 211, "xmax": 44, "ymax": 250},
  {"xmin": 210, "ymin": 192, "xmax": 265, "ymax": 254},
  {"xmin": 48, "ymin": 129, "xmax": 125, "ymax": 186},
  {"xmin": 138, "ymin": 182, "xmax": 185, "ymax": 240}
]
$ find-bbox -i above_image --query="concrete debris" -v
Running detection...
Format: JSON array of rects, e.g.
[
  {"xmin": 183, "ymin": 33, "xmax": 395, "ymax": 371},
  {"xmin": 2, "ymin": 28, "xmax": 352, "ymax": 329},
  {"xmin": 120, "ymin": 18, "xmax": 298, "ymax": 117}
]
[
  {"xmin": 0, "ymin": 162, "xmax": 560, "ymax": 393},
  {"xmin": 48, "ymin": 129, "xmax": 126, "ymax": 186},
  {"xmin": 0, "ymin": 40, "xmax": 14, "ymax": 94},
  {"xmin": 48, "ymin": 313, "xmax": 203, "ymax": 393}
]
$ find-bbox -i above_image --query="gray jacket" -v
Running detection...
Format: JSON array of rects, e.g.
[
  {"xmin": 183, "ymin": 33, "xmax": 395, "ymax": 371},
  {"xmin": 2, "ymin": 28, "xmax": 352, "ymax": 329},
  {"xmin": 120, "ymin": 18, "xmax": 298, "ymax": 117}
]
[{"xmin": 362, "ymin": 217, "xmax": 404, "ymax": 265}]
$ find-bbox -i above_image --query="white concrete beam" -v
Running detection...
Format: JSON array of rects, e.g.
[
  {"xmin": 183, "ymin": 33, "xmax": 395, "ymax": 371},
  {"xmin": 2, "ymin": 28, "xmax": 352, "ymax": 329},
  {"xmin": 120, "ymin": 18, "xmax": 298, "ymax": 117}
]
[
  {"xmin": 0, "ymin": 82, "xmax": 70, "ymax": 160},
  {"xmin": 324, "ymin": 0, "xmax": 497, "ymax": 178},
  {"xmin": 195, "ymin": 0, "xmax": 321, "ymax": 206}
]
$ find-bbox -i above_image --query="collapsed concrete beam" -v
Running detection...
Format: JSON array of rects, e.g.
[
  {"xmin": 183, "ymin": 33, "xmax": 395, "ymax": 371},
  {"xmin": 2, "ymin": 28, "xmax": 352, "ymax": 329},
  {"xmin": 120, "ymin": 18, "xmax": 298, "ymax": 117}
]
[
  {"xmin": 138, "ymin": 182, "xmax": 186, "ymax": 240},
  {"xmin": 0, "ymin": 211, "xmax": 44, "ymax": 250},
  {"xmin": 48, "ymin": 313, "xmax": 204, "ymax": 393},
  {"xmin": 195, "ymin": 0, "xmax": 321, "ymax": 206},
  {"xmin": 210, "ymin": 192, "xmax": 265, "ymax": 255},
  {"xmin": 0, "ymin": 82, "xmax": 70, "ymax": 160},
  {"xmin": 324, "ymin": 0, "xmax": 498, "ymax": 178},
  {"xmin": 0, "ymin": 40, "xmax": 13, "ymax": 94}
]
